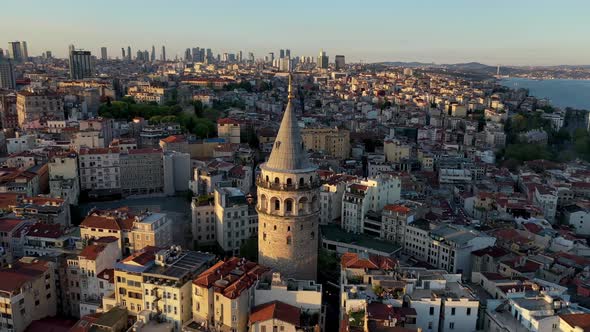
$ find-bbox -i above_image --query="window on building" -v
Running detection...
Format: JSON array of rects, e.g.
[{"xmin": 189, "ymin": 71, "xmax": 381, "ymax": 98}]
[
  {"xmin": 466, "ymin": 308, "xmax": 471, "ymax": 315},
  {"xmin": 429, "ymin": 307, "xmax": 434, "ymax": 315},
  {"xmin": 451, "ymin": 308, "xmax": 455, "ymax": 315},
  {"xmin": 449, "ymin": 322, "xmax": 454, "ymax": 329}
]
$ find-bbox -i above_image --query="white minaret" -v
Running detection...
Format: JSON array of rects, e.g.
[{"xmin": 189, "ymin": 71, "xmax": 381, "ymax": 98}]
[{"xmin": 257, "ymin": 74, "xmax": 319, "ymax": 280}]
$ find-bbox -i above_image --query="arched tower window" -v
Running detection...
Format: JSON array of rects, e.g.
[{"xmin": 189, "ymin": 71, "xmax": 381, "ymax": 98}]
[
  {"xmin": 274, "ymin": 177, "xmax": 280, "ymax": 184},
  {"xmin": 299, "ymin": 178, "xmax": 304, "ymax": 187},
  {"xmin": 260, "ymin": 194, "xmax": 267, "ymax": 211},
  {"xmin": 286, "ymin": 236, "xmax": 292, "ymax": 245},
  {"xmin": 298, "ymin": 197, "xmax": 309, "ymax": 214},
  {"xmin": 286, "ymin": 178, "xmax": 292, "ymax": 186},
  {"xmin": 265, "ymin": 175, "xmax": 269, "ymax": 182},
  {"xmin": 287, "ymin": 226, "xmax": 291, "ymax": 231},
  {"xmin": 271, "ymin": 197, "xmax": 280, "ymax": 212},
  {"xmin": 285, "ymin": 199, "xmax": 293, "ymax": 213},
  {"xmin": 311, "ymin": 231, "xmax": 315, "ymax": 240}
]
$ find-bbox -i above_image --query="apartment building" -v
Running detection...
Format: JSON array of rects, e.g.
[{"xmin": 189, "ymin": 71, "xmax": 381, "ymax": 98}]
[
  {"xmin": 130, "ymin": 211, "xmax": 172, "ymax": 252},
  {"xmin": 119, "ymin": 148, "xmax": 164, "ymax": 196},
  {"xmin": 160, "ymin": 135, "xmax": 189, "ymax": 154},
  {"xmin": 80, "ymin": 207, "xmax": 172, "ymax": 256},
  {"xmin": 533, "ymin": 185, "xmax": 558, "ymax": 223},
  {"xmin": 404, "ymin": 222, "xmax": 496, "ymax": 277},
  {"xmin": 23, "ymin": 223, "xmax": 80, "ymax": 257},
  {"xmin": 0, "ymin": 91, "xmax": 18, "ymax": 130},
  {"xmin": 0, "ymin": 217, "xmax": 34, "ymax": 264},
  {"xmin": 191, "ymin": 195, "xmax": 216, "ymax": 248},
  {"xmin": 77, "ymin": 237, "xmax": 119, "ymax": 317},
  {"xmin": 78, "ymin": 147, "xmax": 121, "ymax": 192},
  {"xmin": 142, "ymin": 248, "xmax": 215, "ymax": 331},
  {"xmin": 127, "ymin": 84, "xmax": 172, "ymax": 105},
  {"xmin": 254, "ymin": 272, "xmax": 324, "ymax": 329},
  {"xmin": 214, "ymin": 187, "xmax": 258, "ymax": 255},
  {"xmin": 191, "ymin": 257, "xmax": 271, "ymax": 332},
  {"xmin": 380, "ymin": 201, "xmax": 424, "ymax": 246},
  {"xmin": 12, "ymin": 196, "xmax": 71, "ymax": 226},
  {"xmin": 319, "ymin": 174, "xmax": 356, "ymax": 225},
  {"xmin": 114, "ymin": 246, "xmax": 159, "ymax": 316},
  {"xmin": 7, "ymin": 134, "xmax": 36, "ymax": 155},
  {"xmin": 0, "ymin": 258, "xmax": 58, "ymax": 332},
  {"xmin": 217, "ymin": 118, "xmax": 241, "ymax": 144},
  {"xmin": 341, "ymin": 175, "xmax": 401, "ymax": 234},
  {"xmin": 16, "ymin": 90, "xmax": 64, "ymax": 128},
  {"xmin": 48, "ymin": 151, "xmax": 80, "ymax": 205},
  {"xmin": 384, "ymin": 137, "xmax": 413, "ymax": 163},
  {"xmin": 301, "ymin": 127, "xmax": 350, "ymax": 159}
]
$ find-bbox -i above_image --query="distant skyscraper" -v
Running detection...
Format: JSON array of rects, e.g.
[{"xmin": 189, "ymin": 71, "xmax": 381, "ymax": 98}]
[
  {"xmin": 185, "ymin": 48, "xmax": 192, "ymax": 61},
  {"xmin": 248, "ymin": 52, "xmax": 255, "ymax": 63},
  {"xmin": 279, "ymin": 49, "xmax": 285, "ymax": 59},
  {"xmin": 268, "ymin": 52, "xmax": 274, "ymax": 63},
  {"xmin": 8, "ymin": 42, "xmax": 23, "ymax": 62},
  {"xmin": 127, "ymin": 46, "xmax": 131, "ymax": 61},
  {"xmin": 335, "ymin": 55, "xmax": 345, "ymax": 70},
  {"xmin": 68, "ymin": 44, "xmax": 76, "ymax": 55},
  {"xmin": 69, "ymin": 50, "xmax": 93, "ymax": 79},
  {"xmin": 317, "ymin": 50, "xmax": 328, "ymax": 69},
  {"xmin": 20, "ymin": 42, "xmax": 28, "ymax": 60},
  {"xmin": 161, "ymin": 46, "xmax": 166, "ymax": 61},
  {"xmin": 238, "ymin": 50, "xmax": 243, "ymax": 63},
  {"xmin": 100, "ymin": 47, "xmax": 108, "ymax": 60},
  {"xmin": 285, "ymin": 49, "xmax": 291, "ymax": 58},
  {"xmin": 0, "ymin": 57, "xmax": 16, "ymax": 89},
  {"xmin": 121, "ymin": 48, "xmax": 126, "ymax": 60},
  {"xmin": 45, "ymin": 51, "xmax": 52, "ymax": 58},
  {"xmin": 206, "ymin": 48, "xmax": 212, "ymax": 62},
  {"xmin": 151, "ymin": 45, "xmax": 156, "ymax": 62}
]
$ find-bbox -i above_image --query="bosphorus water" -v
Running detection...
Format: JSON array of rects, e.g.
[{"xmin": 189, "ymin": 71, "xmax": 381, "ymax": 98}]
[{"xmin": 500, "ymin": 78, "xmax": 590, "ymax": 110}]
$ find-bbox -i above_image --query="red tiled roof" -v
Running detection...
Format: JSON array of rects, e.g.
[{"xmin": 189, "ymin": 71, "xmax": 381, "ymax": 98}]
[
  {"xmin": 249, "ymin": 301, "xmax": 300, "ymax": 327},
  {"xmin": 560, "ymin": 313, "xmax": 590, "ymax": 331},
  {"xmin": 341, "ymin": 253, "xmax": 397, "ymax": 271},
  {"xmin": 0, "ymin": 218, "xmax": 27, "ymax": 233},
  {"xmin": 471, "ymin": 246, "xmax": 510, "ymax": 258},
  {"xmin": 121, "ymin": 246, "xmax": 159, "ymax": 266},
  {"xmin": 0, "ymin": 260, "xmax": 50, "ymax": 293},
  {"xmin": 217, "ymin": 118, "xmax": 240, "ymax": 125},
  {"xmin": 79, "ymin": 244, "xmax": 106, "ymax": 261},
  {"xmin": 97, "ymin": 269, "xmax": 115, "ymax": 283},
  {"xmin": 26, "ymin": 223, "xmax": 64, "ymax": 238},
  {"xmin": 193, "ymin": 257, "xmax": 270, "ymax": 299},
  {"xmin": 384, "ymin": 204, "xmax": 411, "ymax": 214},
  {"xmin": 523, "ymin": 222, "xmax": 543, "ymax": 234},
  {"xmin": 161, "ymin": 135, "xmax": 185, "ymax": 143},
  {"xmin": 80, "ymin": 208, "xmax": 135, "ymax": 231}
]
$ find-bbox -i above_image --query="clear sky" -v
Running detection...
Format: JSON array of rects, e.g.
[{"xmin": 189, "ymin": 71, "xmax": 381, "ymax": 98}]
[{"xmin": 1, "ymin": 0, "xmax": 588, "ymax": 65}]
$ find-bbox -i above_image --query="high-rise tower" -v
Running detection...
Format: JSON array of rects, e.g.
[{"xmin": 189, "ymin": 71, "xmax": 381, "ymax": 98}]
[{"xmin": 257, "ymin": 74, "xmax": 319, "ymax": 280}]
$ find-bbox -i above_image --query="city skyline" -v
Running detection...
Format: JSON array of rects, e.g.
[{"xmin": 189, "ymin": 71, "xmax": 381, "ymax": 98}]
[{"xmin": 1, "ymin": 0, "xmax": 589, "ymax": 66}]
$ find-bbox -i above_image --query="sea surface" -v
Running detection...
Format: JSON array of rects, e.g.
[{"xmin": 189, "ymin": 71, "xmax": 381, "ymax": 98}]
[{"xmin": 500, "ymin": 78, "xmax": 590, "ymax": 110}]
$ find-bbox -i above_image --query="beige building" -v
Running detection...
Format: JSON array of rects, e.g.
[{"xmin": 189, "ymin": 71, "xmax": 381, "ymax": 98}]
[
  {"xmin": 301, "ymin": 127, "xmax": 350, "ymax": 159},
  {"xmin": 257, "ymin": 76, "xmax": 320, "ymax": 281},
  {"xmin": 384, "ymin": 137, "xmax": 412, "ymax": 163},
  {"xmin": 130, "ymin": 211, "xmax": 172, "ymax": 252},
  {"xmin": 0, "ymin": 258, "xmax": 58, "ymax": 332},
  {"xmin": 217, "ymin": 118, "xmax": 241, "ymax": 144},
  {"xmin": 114, "ymin": 247, "xmax": 159, "ymax": 316},
  {"xmin": 141, "ymin": 249, "xmax": 214, "ymax": 331},
  {"xmin": 191, "ymin": 257, "xmax": 271, "ymax": 331},
  {"xmin": 16, "ymin": 90, "xmax": 64, "ymax": 128}
]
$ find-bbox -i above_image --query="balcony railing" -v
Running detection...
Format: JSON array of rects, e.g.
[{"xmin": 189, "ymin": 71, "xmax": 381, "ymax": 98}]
[{"xmin": 256, "ymin": 178, "xmax": 320, "ymax": 191}]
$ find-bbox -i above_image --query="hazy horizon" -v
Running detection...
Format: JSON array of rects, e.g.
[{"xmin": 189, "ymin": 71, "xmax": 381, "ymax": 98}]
[{"xmin": 2, "ymin": 0, "xmax": 589, "ymax": 66}]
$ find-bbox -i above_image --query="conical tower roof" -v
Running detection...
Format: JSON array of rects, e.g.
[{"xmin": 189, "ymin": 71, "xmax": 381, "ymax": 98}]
[{"xmin": 264, "ymin": 74, "xmax": 314, "ymax": 172}]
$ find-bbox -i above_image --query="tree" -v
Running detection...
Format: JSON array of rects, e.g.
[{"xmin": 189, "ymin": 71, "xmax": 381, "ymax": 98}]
[{"xmin": 192, "ymin": 100, "xmax": 204, "ymax": 117}]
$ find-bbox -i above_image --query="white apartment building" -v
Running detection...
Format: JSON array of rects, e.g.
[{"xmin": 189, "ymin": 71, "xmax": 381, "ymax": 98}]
[
  {"xmin": 533, "ymin": 185, "xmax": 558, "ymax": 223},
  {"xmin": 214, "ymin": 187, "xmax": 258, "ymax": 255},
  {"xmin": 77, "ymin": 238, "xmax": 119, "ymax": 317},
  {"xmin": 7, "ymin": 134, "xmax": 36, "ymax": 154},
  {"xmin": 48, "ymin": 152, "xmax": 80, "ymax": 205},
  {"xmin": 319, "ymin": 175, "xmax": 356, "ymax": 225},
  {"xmin": 564, "ymin": 204, "xmax": 590, "ymax": 236},
  {"xmin": 191, "ymin": 196, "xmax": 216, "ymax": 247},
  {"xmin": 341, "ymin": 175, "xmax": 401, "ymax": 234},
  {"xmin": 404, "ymin": 223, "xmax": 496, "ymax": 277},
  {"xmin": 78, "ymin": 147, "xmax": 121, "ymax": 192}
]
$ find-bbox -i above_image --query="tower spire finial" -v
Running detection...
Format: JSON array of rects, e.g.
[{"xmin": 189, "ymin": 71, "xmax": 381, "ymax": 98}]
[{"xmin": 288, "ymin": 73, "xmax": 294, "ymax": 100}]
